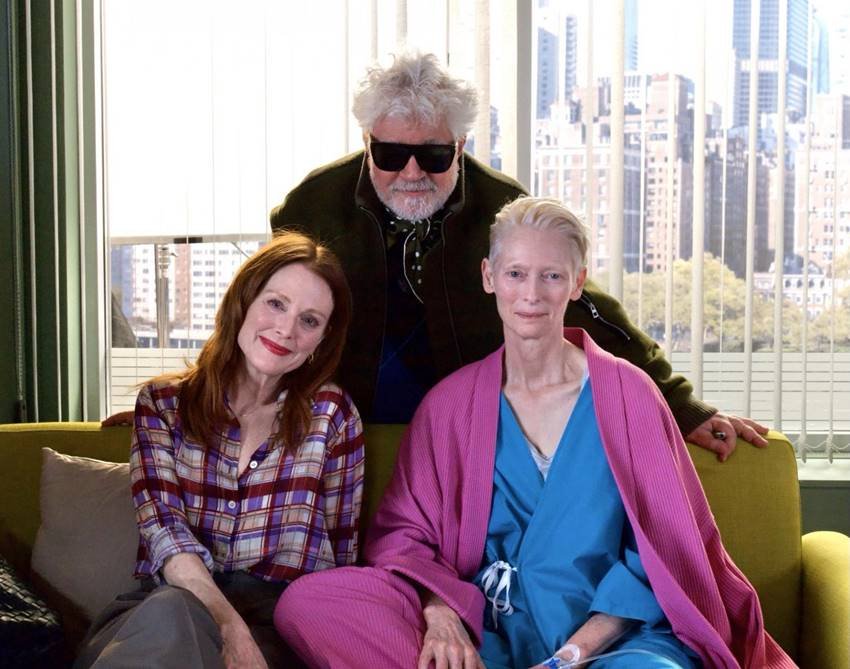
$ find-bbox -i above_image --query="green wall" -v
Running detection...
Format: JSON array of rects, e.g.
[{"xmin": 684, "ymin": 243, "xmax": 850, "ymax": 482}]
[{"xmin": 801, "ymin": 482, "xmax": 850, "ymax": 535}]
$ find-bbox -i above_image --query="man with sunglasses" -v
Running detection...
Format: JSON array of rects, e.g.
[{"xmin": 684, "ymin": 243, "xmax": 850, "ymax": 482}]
[{"xmin": 269, "ymin": 51, "xmax": 767, "ymax": 459}]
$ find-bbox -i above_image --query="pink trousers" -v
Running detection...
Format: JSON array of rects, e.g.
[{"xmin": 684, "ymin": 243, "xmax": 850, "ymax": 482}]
[{"xmin": 274, "ymin": 566, "xmax": 429, "ymax": 668}]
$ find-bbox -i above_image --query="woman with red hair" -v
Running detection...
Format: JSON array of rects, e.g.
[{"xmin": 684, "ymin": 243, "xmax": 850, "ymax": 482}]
[{"xmin": 76, "ymin": 231, "xmax": 362, "ymax": 669}]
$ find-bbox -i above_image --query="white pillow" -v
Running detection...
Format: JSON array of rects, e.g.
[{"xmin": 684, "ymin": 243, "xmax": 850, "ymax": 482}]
[{"xmin": 31, "ymin": 448, "xmax": 139, "ymax": 620}]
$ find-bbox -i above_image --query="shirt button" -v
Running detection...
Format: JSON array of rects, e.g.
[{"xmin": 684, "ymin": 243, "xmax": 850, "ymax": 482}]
[
  {"xmin": 227, "ymin": 500, "xmax": 237, "ymax": 510},
  {"xmin": 249, "ymin": 460, "xmax": 258, "ymax": 470}
]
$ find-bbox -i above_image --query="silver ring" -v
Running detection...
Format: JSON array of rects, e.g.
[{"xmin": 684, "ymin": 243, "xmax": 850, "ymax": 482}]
[{"xmin": 713, "ymin": 430, "xmax": 727, "ymax": 440}]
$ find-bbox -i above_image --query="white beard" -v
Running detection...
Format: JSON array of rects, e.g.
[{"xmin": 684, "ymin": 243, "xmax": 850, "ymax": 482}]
[{"xmin": 372, "ymin": 170, "xmax": 459, "ymax": 222}]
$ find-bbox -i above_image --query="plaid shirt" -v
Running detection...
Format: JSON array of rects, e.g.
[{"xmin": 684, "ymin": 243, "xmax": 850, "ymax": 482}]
[{"xmin": 130, "ymin": 380, "xmax": 364, "ymax": 583}]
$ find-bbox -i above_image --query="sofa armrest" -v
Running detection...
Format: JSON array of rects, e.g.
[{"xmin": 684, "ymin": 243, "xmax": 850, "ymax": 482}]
[
  {"xmin": 688, "ymin": 432, "xmax": 802, "ymax": 656},
  {"xmin": 799, "ymin": 531, "xmax": 850, "ymax": 669}
]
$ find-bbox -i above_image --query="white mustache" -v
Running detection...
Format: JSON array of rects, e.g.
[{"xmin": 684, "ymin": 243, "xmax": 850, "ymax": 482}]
[{"xmin": 391, "ymin": 178, "xmax": 437, "ymax": 193}]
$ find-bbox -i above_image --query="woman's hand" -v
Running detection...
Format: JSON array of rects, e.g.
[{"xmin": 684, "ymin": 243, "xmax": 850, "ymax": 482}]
[
  {"xmin": 529, "ymin": 613, "xmax": 632, "ymax": 669},
  {"xmin": 220, "ymin": 618, "xmax": 269, "ymax": 669},
  {"xmin": 163, "ymin": 553, "xmax": 268, "ymax": 669},
  {"xmin": 418, "ymin": 593, "xmax": 485, "ymax": 669},
  {"xmin": 527, "ymin": 643, "xmax": 579, "ymax": 668}
]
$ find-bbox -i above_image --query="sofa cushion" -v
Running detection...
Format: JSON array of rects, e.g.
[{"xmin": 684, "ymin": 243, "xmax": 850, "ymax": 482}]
[
  {"xmin": 30, "ymin": 448, "xmax": 139, "ymax": 621},
  {"xmin": 362, "ymin": 424, "xmax": 406, "ymax": 524}
]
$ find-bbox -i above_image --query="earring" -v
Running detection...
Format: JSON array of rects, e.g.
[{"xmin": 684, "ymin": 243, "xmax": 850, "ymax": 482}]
[{"xmin": 308, "ymin": 352, "xmax": 315, "ymax": 364}]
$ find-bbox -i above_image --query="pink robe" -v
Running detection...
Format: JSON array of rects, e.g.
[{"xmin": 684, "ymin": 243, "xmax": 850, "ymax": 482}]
[{"xmin": 277, "ymin": 329, "xmax": 795, "ymax": 668}]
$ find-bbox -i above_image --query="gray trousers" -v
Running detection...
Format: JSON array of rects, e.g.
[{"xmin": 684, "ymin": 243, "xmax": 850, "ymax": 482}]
[{"xmin": 73, "ymin": 572, "xmax": 305, "ymax": 669}]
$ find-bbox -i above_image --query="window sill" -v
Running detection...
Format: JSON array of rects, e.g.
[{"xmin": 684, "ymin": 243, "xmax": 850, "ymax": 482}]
[{"xmin": 797, "ymin": 458, "xmax": 850, "ymax": 484}]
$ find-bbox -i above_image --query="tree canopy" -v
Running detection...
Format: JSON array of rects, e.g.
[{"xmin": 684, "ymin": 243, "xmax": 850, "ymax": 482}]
[{"xmin": 594, "ymin": 250, "xmax": 849, "ymax": 352}]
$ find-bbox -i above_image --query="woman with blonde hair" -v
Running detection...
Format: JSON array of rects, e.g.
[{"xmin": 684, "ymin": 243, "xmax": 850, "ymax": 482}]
[
  {"xmin": 275, "ymin": 198, "xmax": 792, "ymax": 669},
  {"xmin": 76, "ymin": 231, "xmax": 362, "ymax": 669}
]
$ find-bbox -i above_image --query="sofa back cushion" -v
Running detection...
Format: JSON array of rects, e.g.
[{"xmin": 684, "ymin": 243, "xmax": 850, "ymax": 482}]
[
  {"xmin": 362, "ymin": 424, "xmax": 406, "ymax": 525},
  {"xmin": 31, "ymin": 448, "xmax": 139, "ymax": 621}
]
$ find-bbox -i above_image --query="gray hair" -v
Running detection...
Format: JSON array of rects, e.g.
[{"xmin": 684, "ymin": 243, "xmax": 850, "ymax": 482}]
[
  {"xmin": 489, "ymin": 197, "xmax": 589, "ymax": 272},
  {"xmin": 352, "ymin": 51, "xmax": 478, "ymax": 138}
]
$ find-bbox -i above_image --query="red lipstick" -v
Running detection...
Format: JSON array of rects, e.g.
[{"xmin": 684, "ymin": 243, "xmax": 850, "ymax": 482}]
[{"xmin": 259, "ymin": 336, "xmax": 292, "ymax": 356}]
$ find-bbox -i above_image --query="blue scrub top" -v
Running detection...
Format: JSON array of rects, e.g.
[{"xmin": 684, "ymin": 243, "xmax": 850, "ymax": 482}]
[{"xmin": 475, "ymin": 380, "xmax": 699, "ymax": 669}]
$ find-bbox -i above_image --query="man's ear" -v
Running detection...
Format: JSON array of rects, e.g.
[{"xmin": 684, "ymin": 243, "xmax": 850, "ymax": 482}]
[
  {"xmin": 481, "ymin": 257, "xmax": 495, "ymax": 294},
  {"xmin": 362, "ymin": 131, "xmax": 370, "ymax": 148},
  {"xmin": 457, "ymin": 136, "xmax": 466, "ymax": 154}
]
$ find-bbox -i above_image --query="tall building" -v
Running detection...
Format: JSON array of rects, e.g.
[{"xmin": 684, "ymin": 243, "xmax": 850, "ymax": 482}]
[
  {"xmin": 732, "ymin": 0, "xmax": 809, "ymax": 126},
  {"xmin": 623, "ymin": 72, "xmax": 779, "ymax": 279},
  {"xmin": 622, "ymin": 73, "xmax": 652, "ymax": 112},
  {"xmin": 690, "ymin": 130, "xmax": 774, "ymax": 279},
  {"xmin": 564, "ymin": 15, "xmax": 578, "ymax": 102},
  {"xmin": 633, "ymin": 74, "xmax": 694, "ymax": 274},
  {"xmin": 536, "ymin": 7, "xmax": 578, "ymax": 119},
  {"xmin": 794, "ymin": 94, "xmax": 850, "ymax": 269},
  {"xmin": 489, "ymin": 105, "xmax": 502, "ymax": 171},
  {"xmin": 534, "ymin": 117, "xmax": 642, "ymax": 275},
  {"xmin": 535, "ymin": 68, "xmax": 785, "ymax": 281},
  {"xmin": 537, "ymin": 74, "xmax": 697, "ymax": 275},
  {"xmin": 703, "ymin": 137, "xmax": 746, "ymax": 272},
  {"xmin": 766, "ymin": 157, "xmax": 797, "ymax": 265},
  {"xmin": 463, "ymin": 104, "xmax": 502, "ymax": 168},
  {"xmin": 812, "ymin": 10, "xmax": 830, "ymax": 94},
  {"xmin": 624, "ymin": 0, "xmax": 638, "ymax": 71},
  {"xmin": 827, "ymin": 7, "xmax": 850, "ymax": 95},
  {"xmin": 537, "ymin": 26, "xmax": 558, "ymax": 119},
  {"xmin": 117, "ymin": 241, "xmax": 262, "ymax": 348},
  {"xmin": 110, "ymin": 245, "xmax": 134, "ymax": 324}
]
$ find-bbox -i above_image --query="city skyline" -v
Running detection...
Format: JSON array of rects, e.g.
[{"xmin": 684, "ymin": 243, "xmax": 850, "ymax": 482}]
[{"xmin": 104, "ymin": 1, "xmax": 849, "ymax": 351}]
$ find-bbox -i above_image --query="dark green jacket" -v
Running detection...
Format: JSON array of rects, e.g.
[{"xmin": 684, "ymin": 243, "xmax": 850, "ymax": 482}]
[{"xmin": 270, "ymin": 150, "xmax": 715, "ymax": 435}]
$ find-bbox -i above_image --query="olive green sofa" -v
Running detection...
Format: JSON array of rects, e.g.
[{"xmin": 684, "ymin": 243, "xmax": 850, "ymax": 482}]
[{"xmin": 0, "ymin": 422, "xmax": 847, "ymax": 668}]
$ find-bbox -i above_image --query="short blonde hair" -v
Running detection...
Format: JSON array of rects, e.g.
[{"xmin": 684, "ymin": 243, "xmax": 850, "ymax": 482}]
[{"xmin": 489, "ymin": 196, "xmax": 589, "ymax": 273}]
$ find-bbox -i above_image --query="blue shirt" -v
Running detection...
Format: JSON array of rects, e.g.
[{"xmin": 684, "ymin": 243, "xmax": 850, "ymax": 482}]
[{"xmin": 476, "ymin": 380, "xmax": 698, "ymax": 669}]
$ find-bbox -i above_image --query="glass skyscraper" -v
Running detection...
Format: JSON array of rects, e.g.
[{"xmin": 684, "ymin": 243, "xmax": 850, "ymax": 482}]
[{"xmin": 732, "ymin": 0, "xmax": 809, "ymax": 126}]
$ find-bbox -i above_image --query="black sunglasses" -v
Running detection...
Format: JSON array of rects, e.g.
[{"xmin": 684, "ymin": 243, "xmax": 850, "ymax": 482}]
[{"xmin": 368, "ymin": 137, "xmax": 457, "ymax": 173}]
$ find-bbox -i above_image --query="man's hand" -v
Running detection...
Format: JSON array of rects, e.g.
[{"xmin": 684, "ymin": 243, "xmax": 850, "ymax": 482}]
[
  {"xmin": 419, "ymin": 593, "xmax": 485, "ymax": 669},
  {"xmin": 101, "ymin": 410, "xmax": 134, "ymax": 427},
  {"xmin": 220, "ymin": 619, "xmax": 269, "ymax": 669},
  {"xmin": 686, "ymin": 413, "xmax": 769, "ymax": 462}
]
